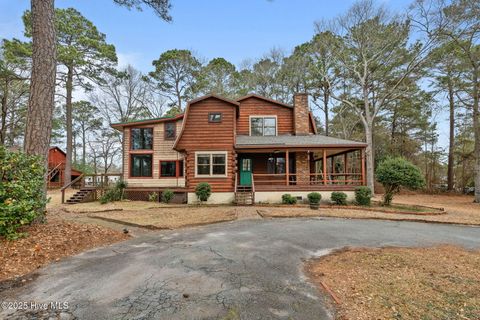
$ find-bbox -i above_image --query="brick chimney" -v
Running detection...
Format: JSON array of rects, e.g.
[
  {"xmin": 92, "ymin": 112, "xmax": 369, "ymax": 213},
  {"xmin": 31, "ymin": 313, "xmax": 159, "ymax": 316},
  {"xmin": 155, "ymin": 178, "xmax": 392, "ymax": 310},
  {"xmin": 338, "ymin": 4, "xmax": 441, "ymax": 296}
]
[{"xmin": 293, "ymin": 93, "xmax": 310, "ymax": 135}]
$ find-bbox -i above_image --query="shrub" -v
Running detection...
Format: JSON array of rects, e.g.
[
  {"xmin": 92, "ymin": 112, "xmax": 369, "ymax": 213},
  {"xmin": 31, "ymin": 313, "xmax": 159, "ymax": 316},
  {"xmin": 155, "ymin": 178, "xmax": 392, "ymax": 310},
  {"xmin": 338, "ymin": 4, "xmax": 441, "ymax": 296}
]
[
  {"xmin": 100, "ymin": 180, "xmax": 127, "ymax": 204},
  {"xmin": 282, "ymin": 194, "xmax": 297, "ymax": 205},
  {"xmin": 331, "ymin": 192, "xmax": 347, "ymax": 205},
  {"xmin": 195, "ymin": 182, "xmax": 211, "ymax": 202},
  {"xmin": 355, "ymin": 186, "xmax": 372, "ymax": 206},
  {"xmin": 376, "ymin": 157, "xmax": 425, "ymax": 206},
  {"xmin": 148, "ymin": 192, "xmax": 158, "ymax": 202},
  {"xmin": 307, "ymin": 192, "xmax": 321, "ymax": 204},
  {"xmin": 161, "ymin": 189, "xmax": 174, "ymax": 203},
  {"xmin": 0, "ymin": 147, "xmax": 47, "ymax": 239}
]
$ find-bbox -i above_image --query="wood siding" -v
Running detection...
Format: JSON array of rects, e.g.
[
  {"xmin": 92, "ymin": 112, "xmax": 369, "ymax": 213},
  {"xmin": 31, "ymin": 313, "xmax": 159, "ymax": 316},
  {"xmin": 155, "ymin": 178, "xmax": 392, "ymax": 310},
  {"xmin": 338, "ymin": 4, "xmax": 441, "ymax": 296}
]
[
  {"xmin": 176, "ymin": 97, "xmax": 236, "ymax": 192},
  {"xmin": 123, "ymin": 119, "xmax": 185, "ymax": 188},
  {"xmin": 237, "ymin": 97, "xmax": 294, "ymax": 135}
]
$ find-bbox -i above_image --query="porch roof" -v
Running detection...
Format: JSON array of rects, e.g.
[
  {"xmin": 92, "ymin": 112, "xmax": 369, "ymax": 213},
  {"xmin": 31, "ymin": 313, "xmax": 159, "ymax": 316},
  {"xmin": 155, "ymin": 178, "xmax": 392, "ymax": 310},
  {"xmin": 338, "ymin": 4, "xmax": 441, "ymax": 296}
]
[{"xmin": 235, "ymin": 134, "xmax": 367, "ymax": 149}]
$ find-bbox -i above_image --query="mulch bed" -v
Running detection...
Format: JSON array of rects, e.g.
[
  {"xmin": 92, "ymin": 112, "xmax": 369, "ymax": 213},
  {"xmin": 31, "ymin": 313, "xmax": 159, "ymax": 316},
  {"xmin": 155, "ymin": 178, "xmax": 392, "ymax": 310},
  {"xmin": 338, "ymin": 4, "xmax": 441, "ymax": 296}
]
[
  {"xmin": 0, "ymin": 219, "xmax": 130, "ymax": 282},
  {"xmin": 306, "ymin": 246, "xmax": 480, "ymax": 320}
]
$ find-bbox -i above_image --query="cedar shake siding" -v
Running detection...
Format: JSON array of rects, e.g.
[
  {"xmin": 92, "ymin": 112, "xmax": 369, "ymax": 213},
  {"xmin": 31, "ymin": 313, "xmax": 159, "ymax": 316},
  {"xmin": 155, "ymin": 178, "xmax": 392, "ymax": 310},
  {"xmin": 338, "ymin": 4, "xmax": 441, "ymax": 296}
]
[
  {"xmin": 236, "ymin": 96, "xmax": 294, "ymax": 135},
  {"xmin": 175, "ymin": 96, "xmax": 238, "ymax": 193},
  {"xmin": 123, "ymin": 119, "xmax": 185, "ymax": 187}
]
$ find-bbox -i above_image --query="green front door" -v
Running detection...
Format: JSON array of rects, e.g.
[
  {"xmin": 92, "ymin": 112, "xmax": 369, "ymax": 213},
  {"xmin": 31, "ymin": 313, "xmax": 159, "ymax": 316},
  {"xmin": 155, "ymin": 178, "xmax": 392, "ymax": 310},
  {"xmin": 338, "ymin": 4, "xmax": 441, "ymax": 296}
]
[{"xmin": 239, "ymin": 158, "xmax": 252, "ymax": 186}]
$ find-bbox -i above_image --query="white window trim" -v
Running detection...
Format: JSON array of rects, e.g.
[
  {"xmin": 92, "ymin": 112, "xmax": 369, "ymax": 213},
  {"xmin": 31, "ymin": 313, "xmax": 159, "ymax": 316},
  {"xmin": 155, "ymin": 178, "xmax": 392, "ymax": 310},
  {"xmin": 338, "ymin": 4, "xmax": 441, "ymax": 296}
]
[
  {"xmin": 194, "ymin": 151, "xmax": 228, "ymax": 178},
  {"xmin": 249, "ymin": 115, "xmax": 278, "ymax": 136}
]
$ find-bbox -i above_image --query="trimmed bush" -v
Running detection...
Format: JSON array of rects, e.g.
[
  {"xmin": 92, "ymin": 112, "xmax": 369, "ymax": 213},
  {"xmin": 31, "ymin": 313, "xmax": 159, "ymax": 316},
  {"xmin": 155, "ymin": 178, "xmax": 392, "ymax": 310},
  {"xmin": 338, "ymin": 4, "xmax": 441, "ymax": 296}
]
[
  {"xmin": 281, "ymin": 194, "xmax": 297, "ymax": 205},
  {"xmin": 148, "ymin": 192, "xmax": 158, "ymax": 202},
  {"xmin": 331, "ymin": 191, "xmax": 347, "ymax": 205},
  {"xmin": 307, "ymin": 192, "xmax": 322, "ymax": 204},
  {"xmin": 195, "ymin": 182, "xmax": 212, "ymax": 202},
  {"xmin": 0, "ymin": 147, "xmax": 47, "ymax": 239},
  {"xmin": 161, "ymin": 189, "xmax": 174, "ymax": 203},
  {"xmin": 355, "ymin": 186, "xmax": 372, "ymax": 206},
  {"xmin": 100, "ymin": 180, "xmax": 127, "ymax": 204},
  {"xmin": 376, "ymin": 157, "xmax": 425, "ymax": 206}
]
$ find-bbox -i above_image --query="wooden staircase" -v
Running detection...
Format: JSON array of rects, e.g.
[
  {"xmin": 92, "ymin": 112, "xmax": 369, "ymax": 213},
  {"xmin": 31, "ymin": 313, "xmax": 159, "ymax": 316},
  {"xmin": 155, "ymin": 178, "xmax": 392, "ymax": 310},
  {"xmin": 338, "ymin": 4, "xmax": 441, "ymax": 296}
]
[
  {"xmin": 47, "ymin": 162, "xmax": 62, "ymax": 181},
  {"xmin": 65, "ymin": 188, "xmax": 94, "ymax": 204}
]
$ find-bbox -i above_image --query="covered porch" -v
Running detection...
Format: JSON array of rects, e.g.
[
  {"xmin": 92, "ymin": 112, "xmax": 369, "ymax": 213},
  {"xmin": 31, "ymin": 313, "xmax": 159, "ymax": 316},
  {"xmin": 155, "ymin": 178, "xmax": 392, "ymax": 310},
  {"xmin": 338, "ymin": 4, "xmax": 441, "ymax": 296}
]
[{"xmin": 235, "ymin": 135, "xmax": 367, "ymax": 192}]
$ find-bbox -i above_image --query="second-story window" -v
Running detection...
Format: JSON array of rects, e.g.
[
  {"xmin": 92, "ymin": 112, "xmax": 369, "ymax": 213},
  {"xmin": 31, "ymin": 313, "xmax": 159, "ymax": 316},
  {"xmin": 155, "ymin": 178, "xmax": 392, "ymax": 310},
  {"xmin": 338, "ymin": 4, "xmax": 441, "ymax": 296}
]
[
  {"xmin": 250, "ymin": 116, "xmax": 277, "ymax": 136},
  {"xmin": 131, "ymin": 128, "xmax": 153, "ymax": 150},
  {"xmin": 209, "ymin": 112, "xmax": 222, "ymax": 123},
  {"xmin": 165, "ymin": 122, "xmax": 176, "ymax": 140}
]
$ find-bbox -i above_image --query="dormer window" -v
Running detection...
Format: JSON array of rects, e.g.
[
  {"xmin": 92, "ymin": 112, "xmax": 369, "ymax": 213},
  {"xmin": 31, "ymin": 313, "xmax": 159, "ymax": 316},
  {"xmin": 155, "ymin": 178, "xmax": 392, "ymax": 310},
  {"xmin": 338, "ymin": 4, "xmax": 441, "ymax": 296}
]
[
  {"xmin": 209, "ymin": 112, "xmax": 222, "ymax": 123},
  {"xmin": 250, "ymin": 116, "xmax": 277, "ymax": 136},
  {"xmin": 164, "ymin": 122, "xmax": 176, "ymax": 140}
]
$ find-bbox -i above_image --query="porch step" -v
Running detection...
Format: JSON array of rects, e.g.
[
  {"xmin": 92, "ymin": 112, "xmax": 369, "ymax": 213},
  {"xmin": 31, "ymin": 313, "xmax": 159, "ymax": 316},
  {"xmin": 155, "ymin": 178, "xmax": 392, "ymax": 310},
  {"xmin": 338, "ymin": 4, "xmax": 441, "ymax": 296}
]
[
  {"xmin": 66, "ymin": 189, "xmax": 94, "ymax": 204},
  {"xmin": 235, "ymin": 191, "xmax": 254, "ymax": 206}
]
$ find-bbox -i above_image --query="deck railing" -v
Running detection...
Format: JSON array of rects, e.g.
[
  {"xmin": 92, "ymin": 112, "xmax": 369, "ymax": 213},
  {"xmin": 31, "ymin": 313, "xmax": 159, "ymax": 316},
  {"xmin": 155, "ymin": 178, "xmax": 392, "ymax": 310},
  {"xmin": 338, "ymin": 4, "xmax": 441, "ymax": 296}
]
[
  {"xmin": 61, "ymin": 173, "xmax": 123, "ymax": 203},
  {"xmin": 252, "ymin": 173, "xmax": 363, "ymax": 186}
]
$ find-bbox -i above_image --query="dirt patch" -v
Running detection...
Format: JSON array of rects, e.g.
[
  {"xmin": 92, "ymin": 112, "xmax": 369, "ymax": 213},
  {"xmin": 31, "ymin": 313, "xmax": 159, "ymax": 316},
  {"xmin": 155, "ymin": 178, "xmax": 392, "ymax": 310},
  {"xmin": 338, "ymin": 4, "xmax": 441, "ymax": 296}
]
[
  {"xmin": 90, "ymin": 207, "xmax": 238, "ymax": 229},
  {"xmin": 258, "ymin": 196, "xmax": 480, "ymax": 225},
  {"xmin": 0, "ymin": 219, "xmax": 130, "ymax": 282},
  {"xmin": 306, "ymin": 246, "xmax": 480, "ymax": 320}
]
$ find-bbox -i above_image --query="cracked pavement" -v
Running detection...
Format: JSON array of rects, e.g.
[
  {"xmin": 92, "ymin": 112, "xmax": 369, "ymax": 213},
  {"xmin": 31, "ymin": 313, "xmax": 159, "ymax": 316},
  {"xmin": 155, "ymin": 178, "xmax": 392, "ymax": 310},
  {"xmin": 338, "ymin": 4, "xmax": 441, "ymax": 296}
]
[{"xmin": 1, "ymin": 217, "xmax": 479, "ymax": 319}]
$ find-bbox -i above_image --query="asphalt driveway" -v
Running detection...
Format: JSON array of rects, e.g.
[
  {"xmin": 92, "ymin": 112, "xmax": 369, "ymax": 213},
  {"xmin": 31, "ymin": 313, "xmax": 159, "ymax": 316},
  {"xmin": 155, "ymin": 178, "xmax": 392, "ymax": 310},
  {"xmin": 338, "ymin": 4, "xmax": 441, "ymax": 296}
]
[{"xmin": 1, "ymin": 217, "xmax": 479, "ymax": 320}]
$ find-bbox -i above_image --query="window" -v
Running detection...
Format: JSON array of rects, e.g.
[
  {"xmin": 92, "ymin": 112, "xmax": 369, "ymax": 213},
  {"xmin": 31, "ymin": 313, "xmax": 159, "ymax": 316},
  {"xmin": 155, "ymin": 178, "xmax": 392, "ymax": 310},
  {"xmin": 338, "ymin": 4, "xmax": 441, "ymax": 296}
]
[
  {"xmin": 164, "ymin": 122, "xmax": 176, "ymax": 140},
  {"xmin": 250, "ymin": 116, "xmax": 277, "ymax": 136},
  {"xmin": 267, "ymin": 156, "xmax": 286, "ymax": 174},
  {"xmin": 130, "ymin": 154, "xmax": 153, "ymax": 177},
  {"xmin": 160, "ymin": 160, "xmax": 184, "ymax": 178},
  {"xmin": 131, "ymin": 128, "xmax": 153, "ymax": 150},
  {"xmin": 209, "ymin": 112, "xmax": 222, "ymax": 123},
  {"xmin": 195, "ymin": 152, "xmax": 227, "ymax": 177}
]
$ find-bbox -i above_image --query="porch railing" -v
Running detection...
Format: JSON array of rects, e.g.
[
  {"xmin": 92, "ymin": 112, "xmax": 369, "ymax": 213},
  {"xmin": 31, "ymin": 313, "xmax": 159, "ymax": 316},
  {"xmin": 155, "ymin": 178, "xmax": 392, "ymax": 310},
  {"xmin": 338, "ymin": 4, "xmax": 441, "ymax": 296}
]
[{"xmin": 252, "ymin": 173, "xmax": 363, "ymax": 186}]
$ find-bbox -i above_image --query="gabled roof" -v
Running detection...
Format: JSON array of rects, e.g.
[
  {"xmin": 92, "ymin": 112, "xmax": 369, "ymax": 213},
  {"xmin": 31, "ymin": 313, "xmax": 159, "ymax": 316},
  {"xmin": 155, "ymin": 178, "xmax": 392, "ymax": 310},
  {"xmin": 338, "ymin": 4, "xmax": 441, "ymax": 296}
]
[
  {"xmin": 111, "ymin": 114, "xmax": 184, "ymax": 129},
  {"xmin": 235, "ymin": 135, "xmax": 367, "ymax": 148},
  {"xmin": 236, "ymin": 94, "xmax": 293, "ymax": 108},
  {"xmin": 173, "ymin": 94, "xmax": 240, "ymax": 150},
  {"xmin": 189, "ymin": 93, "xmax": 240, "ymax": 106},
  {"xmin": 49, "ymin": 146, "xmax": 66, "ymax": 155}
]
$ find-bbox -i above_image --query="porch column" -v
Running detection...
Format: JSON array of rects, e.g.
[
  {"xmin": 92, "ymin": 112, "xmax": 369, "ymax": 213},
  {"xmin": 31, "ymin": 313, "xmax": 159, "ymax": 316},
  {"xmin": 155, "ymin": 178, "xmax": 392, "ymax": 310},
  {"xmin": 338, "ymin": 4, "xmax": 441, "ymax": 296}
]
[
  {"xmin": 323, "ymin": 149, "xmax": 327, "ymax": 185},
  {"xmin": 296, "ymin": 151, "xmax": 310, "ymax": 185},
  {"xmin": 344, "ymin": 152, "xmax": 348, "ymax": 184},
  {"xmin": 285, "ymin": 150, "xmax": 289, "ymax": 186},
  {"xmin": 361, "ymin": 148, "xmax": 366, "ymax": 185}
]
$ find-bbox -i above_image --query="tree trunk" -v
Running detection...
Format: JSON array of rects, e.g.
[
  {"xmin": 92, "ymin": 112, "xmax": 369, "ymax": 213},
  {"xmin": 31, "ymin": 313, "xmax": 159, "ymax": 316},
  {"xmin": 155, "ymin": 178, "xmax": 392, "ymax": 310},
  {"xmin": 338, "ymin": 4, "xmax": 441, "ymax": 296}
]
[
  {"xmin": 447, "ymin": 78, "xmax": 455, "ymax": 191},
  {"xmin": 82, "ymin": 125, "xmax": 86, "ymax": 168},
  {"xmin": 323, "ymin": 89, "xmax": 329, "ymax": 136},
  {"xmin": 0, "ymin": 79, "xmax": 9, "ymax": 145},
  {"xmin": 365, "ymin": 125, "xmax": 375, "ymax": 193},
  {"xmin": 473, "ymin": 69, "xmax": 480, "ymax": 203},
  {"xmin": 64, "ymin": 65, "xmax": 73, "ymax": 186},
  {"xmin": 24, "ymin": 0, "xmax": 56, "ymax": 207}
]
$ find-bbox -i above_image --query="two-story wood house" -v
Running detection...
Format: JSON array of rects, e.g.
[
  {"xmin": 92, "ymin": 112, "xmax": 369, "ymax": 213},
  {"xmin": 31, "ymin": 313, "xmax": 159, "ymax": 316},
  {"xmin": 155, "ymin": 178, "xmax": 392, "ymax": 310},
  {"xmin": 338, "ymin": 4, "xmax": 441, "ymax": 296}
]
[{"xmin": 111, "ymin": 93, "xmax": 367, "ymax": 204}]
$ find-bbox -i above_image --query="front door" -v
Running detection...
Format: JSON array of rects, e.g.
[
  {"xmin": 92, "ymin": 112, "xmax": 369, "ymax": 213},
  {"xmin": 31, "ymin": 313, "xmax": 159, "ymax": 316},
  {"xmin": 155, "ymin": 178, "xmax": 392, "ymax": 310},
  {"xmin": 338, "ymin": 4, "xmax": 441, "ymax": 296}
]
[{"xmin": 239, "ymin": 158, "xmax": 252, "ymax": 186}]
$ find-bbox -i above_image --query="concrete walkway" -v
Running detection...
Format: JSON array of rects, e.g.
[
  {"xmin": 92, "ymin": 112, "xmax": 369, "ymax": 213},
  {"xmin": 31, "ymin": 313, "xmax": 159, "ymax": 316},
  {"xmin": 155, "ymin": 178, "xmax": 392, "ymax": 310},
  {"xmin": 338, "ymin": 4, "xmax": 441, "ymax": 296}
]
[{"xmin": 1, "ymin": 218, "xmax": 479, "ymax": 320}]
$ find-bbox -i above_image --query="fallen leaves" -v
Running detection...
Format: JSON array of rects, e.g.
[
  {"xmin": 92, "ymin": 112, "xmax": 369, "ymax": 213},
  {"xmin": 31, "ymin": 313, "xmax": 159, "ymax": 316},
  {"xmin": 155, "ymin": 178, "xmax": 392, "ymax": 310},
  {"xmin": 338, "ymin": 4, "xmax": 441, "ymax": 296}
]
[
  {"xmin": 306, "ymin": 246, "xmax": 480, "ymax": 320},
  {"xmin": 0, "ymin": 219, "xmax": 130, "ymax": 281}
]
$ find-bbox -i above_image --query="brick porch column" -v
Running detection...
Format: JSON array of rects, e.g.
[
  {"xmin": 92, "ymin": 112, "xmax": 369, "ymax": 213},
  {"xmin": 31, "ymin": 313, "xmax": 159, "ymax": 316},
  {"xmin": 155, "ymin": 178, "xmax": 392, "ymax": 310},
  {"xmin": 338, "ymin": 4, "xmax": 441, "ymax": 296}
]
[{"xmin": 296, "ymin": 152, "xmax": 310, "ymax": 185}]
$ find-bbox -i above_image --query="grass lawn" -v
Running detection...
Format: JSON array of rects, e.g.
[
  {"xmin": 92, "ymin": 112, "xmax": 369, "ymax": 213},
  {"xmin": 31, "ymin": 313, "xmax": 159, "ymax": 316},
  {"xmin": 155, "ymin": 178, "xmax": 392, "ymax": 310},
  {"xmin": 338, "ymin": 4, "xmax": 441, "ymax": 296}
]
[{"xmin": 306, "ymin": 246, "xmax": 480, "ymax": 320}]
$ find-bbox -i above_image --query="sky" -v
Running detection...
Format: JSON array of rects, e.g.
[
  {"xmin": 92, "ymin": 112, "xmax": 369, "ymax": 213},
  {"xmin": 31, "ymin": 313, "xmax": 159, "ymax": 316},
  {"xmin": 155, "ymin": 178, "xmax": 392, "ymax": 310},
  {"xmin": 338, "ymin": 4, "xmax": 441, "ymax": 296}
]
[
  {"xmin": 0, "ymin": 0, "xmax": 448, "ymax": 148},
  {"xmin": 0, "ymin": 0, "xmax": 409, "ymax": 72}
]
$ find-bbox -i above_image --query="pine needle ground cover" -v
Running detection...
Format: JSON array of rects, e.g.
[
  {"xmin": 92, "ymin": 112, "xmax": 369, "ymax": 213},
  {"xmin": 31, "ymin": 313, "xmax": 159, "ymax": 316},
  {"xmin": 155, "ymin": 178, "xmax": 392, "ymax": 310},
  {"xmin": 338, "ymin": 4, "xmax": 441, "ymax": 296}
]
[{"xmin": 306, "ymin": 246, "xmax": 480, "ymax": 320}]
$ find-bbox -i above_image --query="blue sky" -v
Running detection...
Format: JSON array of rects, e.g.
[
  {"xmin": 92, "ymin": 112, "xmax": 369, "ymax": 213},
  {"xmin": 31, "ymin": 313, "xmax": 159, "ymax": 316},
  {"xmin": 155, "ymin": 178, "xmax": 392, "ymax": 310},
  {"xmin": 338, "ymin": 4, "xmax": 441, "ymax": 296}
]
[
  {"xmin": 0, "ymin": 0, "xmax": 409, "ymax": 72},
  {"xmin": 0, "ymin": 0, "xmax": 447, "ymax": 148}
]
